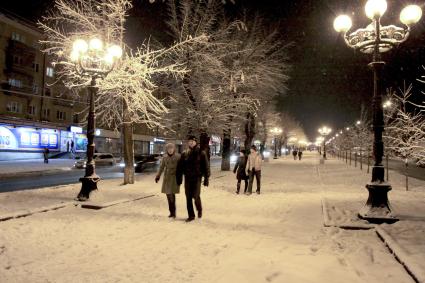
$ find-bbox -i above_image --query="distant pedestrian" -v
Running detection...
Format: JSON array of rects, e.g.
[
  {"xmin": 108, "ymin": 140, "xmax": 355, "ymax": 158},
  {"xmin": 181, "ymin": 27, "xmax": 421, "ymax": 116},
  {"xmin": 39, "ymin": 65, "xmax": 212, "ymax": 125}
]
[
  {"xmin": 66, "ymin": 140, "xmax": 70, "ymax": 152},
  {"xmin": 292, "ymin": 149, "xmax": 298, "ymax": 160},
  {"xmin": 70, "ymin": 140, "xmax": 75, "ymax": 153},
  {"xmin": 233, "ymin": 149, "xmax": 248, "ymax": 194},
  {"xmin": 155, "ymin": 143, "xmax": 181, "ymax": 218},
  {"xmin": 298, "ymin": 150, "xmax": 303, "ymax": 160},
  {"xmin": 245, "ymin": 145, "xmax": 262, "ymax": 195},
  {"xmin": 43, "ymin": 147, "xmax": 50, "ymax": 163},
  {"xmin": 176, "ymin": 135, "xmax": 210, "ymax": 222}
]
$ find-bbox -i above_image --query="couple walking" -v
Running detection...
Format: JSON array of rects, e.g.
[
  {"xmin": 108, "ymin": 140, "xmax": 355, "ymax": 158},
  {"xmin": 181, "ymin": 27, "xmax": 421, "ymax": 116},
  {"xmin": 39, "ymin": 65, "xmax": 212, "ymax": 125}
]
[
  {"xmin": 233, "ymin": 145, "xmax": 262, "ymax": 195},
  {"xmin": 155, "ymin": 135, "xmax": 210, "ymax": 222}
]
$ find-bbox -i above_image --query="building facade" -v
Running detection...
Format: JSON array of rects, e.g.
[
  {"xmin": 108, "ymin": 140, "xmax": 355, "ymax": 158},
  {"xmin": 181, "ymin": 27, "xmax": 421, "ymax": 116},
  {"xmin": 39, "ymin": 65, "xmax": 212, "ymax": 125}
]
[{"xmin": 0, "ymin": 10, "xmax": 185, "ymax": 161}]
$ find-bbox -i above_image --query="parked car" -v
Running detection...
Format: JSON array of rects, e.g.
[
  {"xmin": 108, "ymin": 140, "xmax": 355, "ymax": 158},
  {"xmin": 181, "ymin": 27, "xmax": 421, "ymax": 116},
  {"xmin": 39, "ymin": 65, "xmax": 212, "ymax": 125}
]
[
  {"xmin": 135, "ymin": 154, "xmax": 160, "ymax": 172},
  {"xmin": 74, "ymin": 153, "xmax": 116, "ymax": 169},
  {"xmin": 119, "ymin": 154, "xmax": 160, "ymax": 173}
]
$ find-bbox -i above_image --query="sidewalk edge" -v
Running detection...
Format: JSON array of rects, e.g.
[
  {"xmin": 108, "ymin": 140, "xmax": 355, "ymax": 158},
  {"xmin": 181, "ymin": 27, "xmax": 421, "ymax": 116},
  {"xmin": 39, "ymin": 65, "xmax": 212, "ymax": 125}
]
[
  {"xmin": 321, "ymin": 197, "xmax": 373, "ymax": 230},
  {"xmin": 376, "ymin": 226, "xmax": 425, "ymax": 283},
  {"xmin": 0, "ymin": 202, "xmax": 73, "ymax": 222},
  {"xmin": 80, "ymin": 194, "xmax": 157, "ymax": 210}
]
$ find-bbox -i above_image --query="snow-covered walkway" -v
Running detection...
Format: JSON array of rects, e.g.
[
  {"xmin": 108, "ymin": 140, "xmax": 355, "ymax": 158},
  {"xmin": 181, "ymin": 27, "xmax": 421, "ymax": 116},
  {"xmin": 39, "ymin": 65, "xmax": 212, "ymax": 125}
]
[{"xmin": 0, "ymin": 152, "xmax": 419, "ymax": 282}]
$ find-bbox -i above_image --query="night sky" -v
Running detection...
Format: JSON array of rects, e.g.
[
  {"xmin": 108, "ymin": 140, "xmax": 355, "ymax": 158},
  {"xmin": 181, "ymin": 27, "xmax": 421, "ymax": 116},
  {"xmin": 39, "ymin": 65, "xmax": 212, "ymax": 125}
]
[{"xmin": 2, "ymin": 0, "xmax": 425, "ymax": 140}]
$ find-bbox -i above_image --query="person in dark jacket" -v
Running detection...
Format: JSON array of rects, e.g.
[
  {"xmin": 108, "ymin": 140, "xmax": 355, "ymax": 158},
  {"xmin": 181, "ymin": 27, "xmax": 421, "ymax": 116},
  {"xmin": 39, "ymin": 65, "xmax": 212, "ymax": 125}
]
[
  {"xmin": 43, "ymin": 147, "xmax": 50, "ymax": 163},
  {"xmin": 176, "ymin": 135, "xmax": 210, "ymax": 222},
  {"xmin": 292, "ymin": 149, "xmax": 298, "ymax": 160},
  {"xmin": 233, "ymin": 149, "xmax": 248, "ymax": 194},
  {"xmin": 298, "ymin": 150, "xmax": 303, "ymax": 160}
]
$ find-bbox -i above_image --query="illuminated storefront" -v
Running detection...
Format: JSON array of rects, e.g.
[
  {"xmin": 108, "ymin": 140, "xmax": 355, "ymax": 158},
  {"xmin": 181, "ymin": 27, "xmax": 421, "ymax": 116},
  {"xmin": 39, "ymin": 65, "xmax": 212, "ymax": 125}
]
[{"xmin": 0, "ymin": 124, "xmax": 59, "ymax": 151}]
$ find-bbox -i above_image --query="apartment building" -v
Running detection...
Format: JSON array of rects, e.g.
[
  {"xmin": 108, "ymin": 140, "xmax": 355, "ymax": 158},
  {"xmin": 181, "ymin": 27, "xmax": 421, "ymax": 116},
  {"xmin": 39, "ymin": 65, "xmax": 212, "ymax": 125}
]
[{"xmin": 0, "ymin": 9, "xmax": 174, "ymax": 160}]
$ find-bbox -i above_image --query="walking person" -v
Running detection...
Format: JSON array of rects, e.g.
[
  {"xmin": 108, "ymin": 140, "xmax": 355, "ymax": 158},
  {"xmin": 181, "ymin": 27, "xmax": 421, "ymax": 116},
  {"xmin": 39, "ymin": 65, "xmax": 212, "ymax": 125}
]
[
  {"xmin": 245, "ymin": 145, "xmax": 262, "ymax": 195},
  {"xmin": 233, "ymin": 149, "xmax": 248, "ymax": 194},
  {"xmin": 43, "ymin": 147, "xmax": 50, "ymax": 164},
  {"xmin": 298, "ymin": 150, "xmax": 303, "ymax": 160},
  {"xmin": 292, "ymin": 149, "xmax": 298, "ymax": 160},
  {"xmin": 155, "ymin": 143, "xmax": 181, "ymax": 218},
  {"xmin": 176, "ymin": 135, "xmax": 210, "ymax": 222}
]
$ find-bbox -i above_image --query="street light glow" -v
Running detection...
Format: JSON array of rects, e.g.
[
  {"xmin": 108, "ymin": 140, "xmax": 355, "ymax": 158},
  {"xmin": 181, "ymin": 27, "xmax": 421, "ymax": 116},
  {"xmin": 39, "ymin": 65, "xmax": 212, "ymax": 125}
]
[
  {"xmin": 400, "ymin": 5, "xmax": 422, "ymax": 26},
  {"xmin": 70, "ymin": 50, "xmax": 80, "ymax": 62},
  {"xmin": 72, "ymin": 39, "xmax": 88, "ymax": 54},
  {"xmin": 365, "ymin": 0, "xmax": 387, "ymax": 19},
  {"xmin": 346, "ymin": 127, "xmax": 350, "ymax": 131},
  {"xmin": 333, "ymin": 15, "xmax": 352, "ymax": 33},
  {"xmin": 104, "ymin": 54, "xmax": 114, "ymax": 65},
  {"xmin": 107, "ymin": 45, "xmax": 123, "ymax": 59},
  {"xmin": 89, "ymin": 38, "xmax": 103, "ymax": 51},
  {"xmin": 383, "ymin": 100, "xmax": 392, "ymax": 108},
  {"xmin": 356, "ymin": 120, "xmax": 361, "ymax": 125},
  {"xmin": 318, "ymin": 126, "xmax": 332, "ymax": 136}
]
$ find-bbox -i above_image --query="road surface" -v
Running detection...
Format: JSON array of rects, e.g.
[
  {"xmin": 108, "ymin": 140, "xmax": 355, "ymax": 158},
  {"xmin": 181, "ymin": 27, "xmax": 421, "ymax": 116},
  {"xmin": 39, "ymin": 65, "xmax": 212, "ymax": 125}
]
[{"xmin": 0, "ymin": 158, "xmax": 223, "ymax": 193}]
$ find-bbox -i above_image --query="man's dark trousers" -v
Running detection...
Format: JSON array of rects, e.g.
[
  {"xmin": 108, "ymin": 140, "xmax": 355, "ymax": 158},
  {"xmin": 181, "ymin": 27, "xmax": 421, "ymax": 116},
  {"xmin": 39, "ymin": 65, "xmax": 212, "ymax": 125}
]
[
  {"xmin": 185, "ymin": 178, "xmax": 202, "ymax": 218},
  {"xmin": 247, "ymin": 169, "xmax": 261, "ymax": 193}
]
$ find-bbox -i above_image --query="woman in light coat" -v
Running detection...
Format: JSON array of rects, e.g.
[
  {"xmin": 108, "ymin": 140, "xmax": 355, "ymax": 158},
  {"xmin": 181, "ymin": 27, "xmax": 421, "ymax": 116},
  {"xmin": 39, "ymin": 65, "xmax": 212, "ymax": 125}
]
[
  {"xmin": 155, "ymin": 143, "xmax": 181, "ymax": 218},
  {"xmin": 245, "ymin": 145, "xmax": 262, "ymax": 195}
]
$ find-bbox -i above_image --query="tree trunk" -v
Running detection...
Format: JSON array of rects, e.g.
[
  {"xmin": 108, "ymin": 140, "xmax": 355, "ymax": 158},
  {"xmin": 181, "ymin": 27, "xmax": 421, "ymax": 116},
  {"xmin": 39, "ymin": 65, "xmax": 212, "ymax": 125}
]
[
  {"xmin": 244, "ymin": 112, "xmax": 256, "ymax": 150},
  {"xmin": 123, "ymin": 100, "xmax": 134, "ymax": 185},
  {"xmin": 199, "ymin": 132, "xmax": 210, "ymax": 161},
  {"xmin": 123, "ymin": 122, "xmax": 134, "ymax": 184},
  {"xmin": 278, "ymin": 138, "xmax": 282, "ymax": 156},
  {"xmin": 221, "ymin": 129, "xmax": 231, "ymax": 171}
]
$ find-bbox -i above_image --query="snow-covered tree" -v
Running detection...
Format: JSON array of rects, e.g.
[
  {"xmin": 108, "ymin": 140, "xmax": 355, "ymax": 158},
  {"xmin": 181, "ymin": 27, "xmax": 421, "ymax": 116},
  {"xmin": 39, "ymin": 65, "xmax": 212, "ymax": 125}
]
[
  {"xmin": 38, "ymin": 0, "xmax": 207, "ymax": 184},
  {"xmin": 385, "ymin": 84, "xmax": 425, "ymax": 189},
  {"xmin": 226, "ymin": 15, "xmax": 291, "ymax": 150},
  {"xmin": 160, "ymin": 0, "xmax": 259, "ymax": 166},
  {"xmin": 157, "ymin": 1, "xmax": 290, "ymax": 171}
]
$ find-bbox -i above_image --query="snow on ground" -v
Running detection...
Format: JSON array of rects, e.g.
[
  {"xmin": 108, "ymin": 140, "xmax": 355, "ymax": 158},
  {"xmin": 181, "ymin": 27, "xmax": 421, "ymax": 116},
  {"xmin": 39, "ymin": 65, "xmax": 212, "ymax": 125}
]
[
  {"xmin": 319, "ymin": 155, "xmax": 425, "ymax": 276},
  {"xmin": 0, "ymin": 152, "xmax": 416, "ymax": 282}
]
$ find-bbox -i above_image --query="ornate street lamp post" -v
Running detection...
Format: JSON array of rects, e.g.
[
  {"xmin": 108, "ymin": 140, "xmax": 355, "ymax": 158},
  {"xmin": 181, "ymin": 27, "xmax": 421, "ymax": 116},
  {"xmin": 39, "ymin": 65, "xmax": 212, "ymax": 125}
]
[
  {"xmin": 318, "ymin": 126, "xmax": 332, "ymax": 160},
  {"xmin": 334, "ymin": 0, "xmax": 422, "ymax": 222},
  {"xmin": 70, "ymin": 38, "xmax": 123, "ymax": 201},
  {"xmin": 270, "ymin": 127, "xmax": 283, "ymax": 159},
  {"xmin": 316, "ymin": 137, "xmax": 324, "ymax": 155}
]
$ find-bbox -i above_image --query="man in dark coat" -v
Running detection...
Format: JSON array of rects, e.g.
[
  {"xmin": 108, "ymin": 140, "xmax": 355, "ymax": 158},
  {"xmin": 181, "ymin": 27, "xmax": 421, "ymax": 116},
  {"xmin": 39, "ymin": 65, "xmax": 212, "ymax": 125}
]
[
  {"xmin": 43, "ymin": 147, "xmax": 49, "ymax": 163},
  {"xmin": 233, "ymin": 149, "xmax": 248, "ymax": 194},
  {"xmin": 177, "ymin": 135, "xmax": 210, "ymax": 222},
  {"xmin": 292, "ymin": 149, "xmax": 298, "ymax": 160}
]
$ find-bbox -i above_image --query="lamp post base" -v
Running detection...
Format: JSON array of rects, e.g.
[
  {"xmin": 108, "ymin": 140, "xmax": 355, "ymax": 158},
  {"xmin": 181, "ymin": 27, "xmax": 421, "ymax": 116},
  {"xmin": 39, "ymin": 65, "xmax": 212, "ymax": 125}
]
[
  {"xmin": 358, "ymin": 181, "xmax": 398, "ymax": 224},
  {"xmin": 76, "ymin": 175, "xmax": 100, "ymax": 201}
]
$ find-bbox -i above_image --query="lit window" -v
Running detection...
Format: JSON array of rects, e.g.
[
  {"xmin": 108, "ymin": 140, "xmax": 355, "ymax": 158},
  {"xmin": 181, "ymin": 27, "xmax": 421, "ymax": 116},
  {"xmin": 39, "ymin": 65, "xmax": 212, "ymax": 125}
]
[
  {"xmin": 46, "ymin": 67, "xmax": 54, "ymax": 77},
  {"xmin": 8, "ymin": 78, "xmax": 23, "ymax": 88},
  {"xmin": 6, "ymin": 101, "xmax": 22, "ymax": 113}
]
